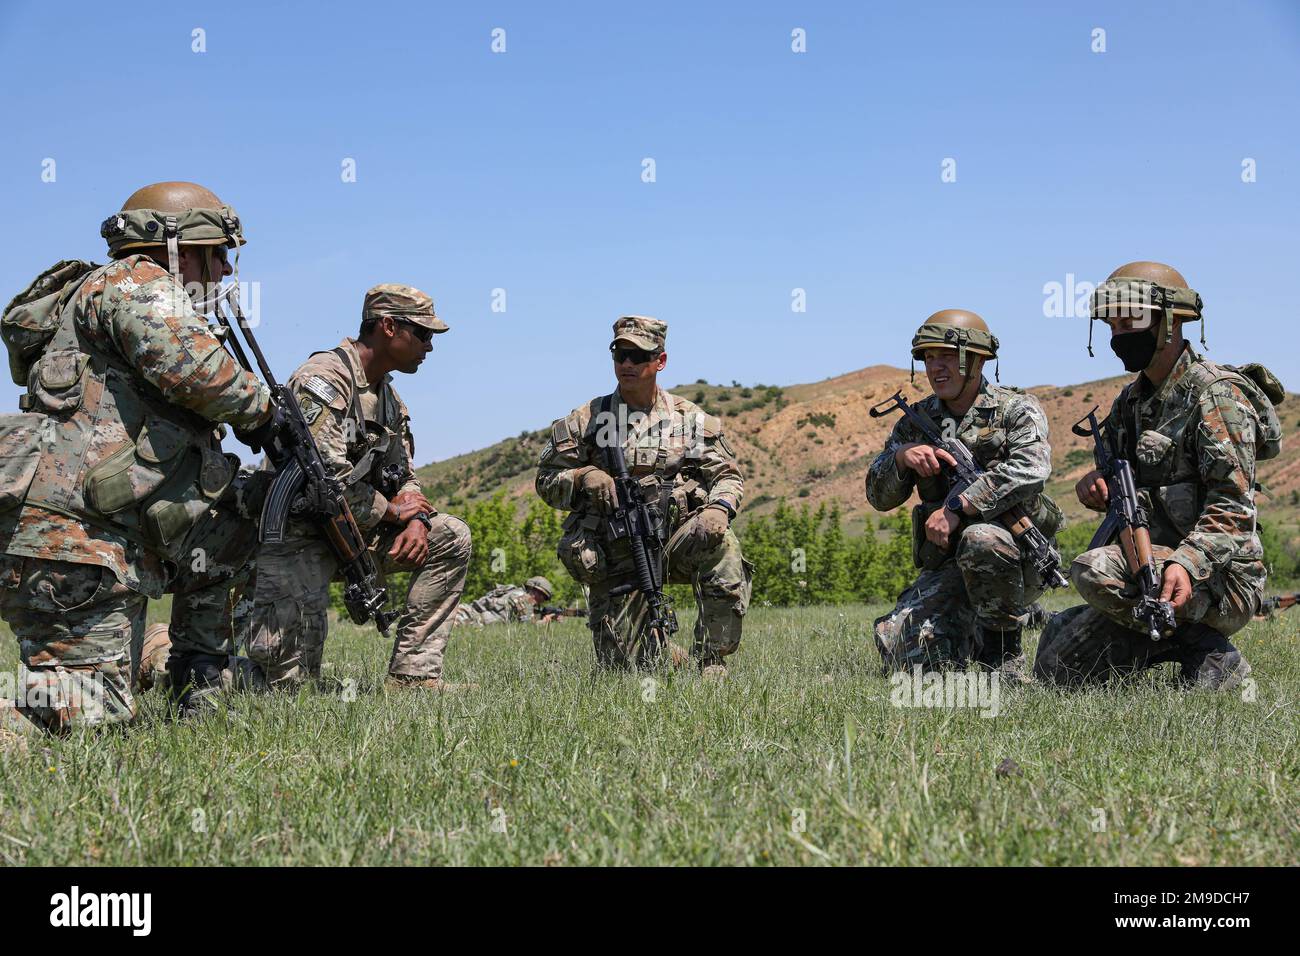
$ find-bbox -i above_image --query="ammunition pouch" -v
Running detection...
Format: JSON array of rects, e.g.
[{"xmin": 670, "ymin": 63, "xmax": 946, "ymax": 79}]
[{"xmin": 557, "ymin": 512, "xmax": 608, "ymax": 585}]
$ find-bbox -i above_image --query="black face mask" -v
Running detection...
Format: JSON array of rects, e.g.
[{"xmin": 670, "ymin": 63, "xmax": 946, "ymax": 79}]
[{"xmin": 1110, "ymin": 329, "xmax": 1158, "ymax": 372}]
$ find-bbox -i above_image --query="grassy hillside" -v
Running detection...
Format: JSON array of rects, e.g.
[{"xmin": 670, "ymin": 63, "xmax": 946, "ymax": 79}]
[{"xmin": 416, "ymin": 365, "xmax": 1300, "ymax": 544}]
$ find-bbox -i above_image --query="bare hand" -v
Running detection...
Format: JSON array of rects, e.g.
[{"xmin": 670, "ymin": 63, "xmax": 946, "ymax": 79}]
[
  {"xmin": 924, "ymin": 506, "xmax": 961, "ymax": 551},
  {"xmin": 1159, "ymin": 562, "xmax": 1193, "ymax": 610},
  {"xmin": 387, "ymin": 520, "xmax": 429, "ymax": 567},
  {"xmin": 1075, "ymin": 469, "xmax": 1109, "ymax": 511},
  {"xmin": 386, "ymin": 491, "xmax": 434, "ymax": 524},
  {"xmin": 895, "ymin": 443, "xmax": 958, "ymax": 478}
]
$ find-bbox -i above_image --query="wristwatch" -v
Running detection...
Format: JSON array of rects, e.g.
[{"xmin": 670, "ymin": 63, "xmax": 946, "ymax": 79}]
[{"xmin": 945, "ymin": 494, "xmax": 965, "ymax": 514}]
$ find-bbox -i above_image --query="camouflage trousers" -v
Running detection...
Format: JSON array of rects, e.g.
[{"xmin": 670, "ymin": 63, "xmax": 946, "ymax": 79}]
[
  {"xmin": 873, "ymin": 522, "xmax": 1046, "ymax": 671},
  {"xmin": 246, "ymin": 514, "xmax": 472, "ymax": 687},
  {"xmin": 1034, "ymin": 543, "xmax": 1262, "ymax": 687},
  {"xmin": 588, "ymin": 521, "xmax": 752, "ymax": 669},
  {"xmin": 0, "ymin": 499, "xmax": 257, "ymax": 731}
]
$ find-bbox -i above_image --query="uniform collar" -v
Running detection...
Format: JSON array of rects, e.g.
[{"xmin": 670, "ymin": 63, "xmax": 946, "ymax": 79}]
[
  {"xmin": 1139, "ymin": 342, "xmax": 1197, "ymax": 405},
  {"xmin": 938, "ymin": 377, "xmax": 995, "ymax": 429},
  {"xmin": 338, "ymin": 337, "xmax": 392, "ymax": 392}
]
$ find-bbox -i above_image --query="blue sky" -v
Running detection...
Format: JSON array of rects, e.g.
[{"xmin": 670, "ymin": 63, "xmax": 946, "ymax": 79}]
[{"xmin": 2, "ymin": 1, "xmax": 1297, "ymax": 463}]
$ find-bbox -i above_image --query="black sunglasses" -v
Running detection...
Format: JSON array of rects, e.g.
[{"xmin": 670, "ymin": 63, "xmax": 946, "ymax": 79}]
[
  {"xmin": 393, "ymin": 318, "xmax": 435, "ymax": 343},
  {"xmin": 611, "ymin": 346, "xmax": 660, "ymax": 365}
]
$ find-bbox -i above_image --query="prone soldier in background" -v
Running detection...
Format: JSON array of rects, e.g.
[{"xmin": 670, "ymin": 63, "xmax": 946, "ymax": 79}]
[{"xmin": 451, "ymin": 576, "xmax": 567, "ymax": 627}]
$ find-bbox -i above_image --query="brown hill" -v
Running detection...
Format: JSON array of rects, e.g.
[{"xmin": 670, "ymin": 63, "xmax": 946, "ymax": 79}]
[{"xmin": 416, "ymin": 366, "xmax": 1300, "ymax": 535}]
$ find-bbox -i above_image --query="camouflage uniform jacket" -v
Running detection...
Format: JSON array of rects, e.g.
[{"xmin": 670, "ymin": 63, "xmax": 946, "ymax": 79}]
[
  {"xmin": 2, "ymin": 255, "xmax": 271, "ymax": 597},
  {"xmin": 866, "ymin": 378, "xmax": 1056, "ymax": 523},
  {"xmin": 465, "ymin": 584, "xmax": 535, "ymax": 624},
  {"xmin": 536, "ymin": 387, "xmax": 743, "ymax": 534},
  {"xmin": 1100, "ymin": 345, "xmax": 1265, "ymax": 584},
  {"xmin": 285, "ymin": 337, "xmax": 421, "ymax": 537}
]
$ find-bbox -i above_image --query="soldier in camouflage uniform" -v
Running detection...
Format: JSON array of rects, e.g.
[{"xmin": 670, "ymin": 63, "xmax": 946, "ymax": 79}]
[
  {"xmin": 867, "ymin": 310, "xmax": 1062, "ymax": 676},
  {"xmin": 1035, "ymin": 262, "xmax": 1280, "ymax": 690},
  {"xmin": 536, "ymin": 317, "xmax": 751, "ymax": 678},
  {"xmin": 0, "ymin": 182, "xmax": 276, "ymax": 731},
  {"xmin": 452, "ymin": 575, "xmax": 557, "ymax": 627},
  {"xmin": 245, "ymin": 285, "xmax": 473, "ymax": 691}
]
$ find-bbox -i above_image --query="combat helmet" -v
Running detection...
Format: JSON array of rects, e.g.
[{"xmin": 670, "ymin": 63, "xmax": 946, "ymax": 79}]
[
  {"xmin": 99, "ymin": 182, "xmax": 245, "ymax": 291},
  {"xmin": 524, "ymin": 576, "xmax": 554, "ymax": 601},
  {"xmin": 1087, "ymin": 261, "xmax": 1205, "ymax": 356},
  {"xmin": 910, "ymin": 309, "xmax": 999, "ymax": 383}
]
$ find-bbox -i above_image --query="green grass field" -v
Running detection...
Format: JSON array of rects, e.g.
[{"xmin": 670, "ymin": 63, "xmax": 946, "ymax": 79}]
[{"xmin": 1, "ymin": 596, "xmax": 1296, "ymax": 866}]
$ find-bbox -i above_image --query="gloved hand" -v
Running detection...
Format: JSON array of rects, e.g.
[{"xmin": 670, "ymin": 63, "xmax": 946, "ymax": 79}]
[
  {"xmin": 689, "ymin": 504, "xmax": 731, "ymax": 551},
  {"xmin": 235, "ymin": 403, "xmax": 284, "ymax": 455},
  {"xmin": 580, "ymin": 468, "xmax": 617, "ymax": 514}
]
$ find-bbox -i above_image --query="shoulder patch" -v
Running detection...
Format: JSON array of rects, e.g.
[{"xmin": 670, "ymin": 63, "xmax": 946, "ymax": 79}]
[{"xmin": 302, "ymin": 375, "xmax": 340, "ymax": 405}]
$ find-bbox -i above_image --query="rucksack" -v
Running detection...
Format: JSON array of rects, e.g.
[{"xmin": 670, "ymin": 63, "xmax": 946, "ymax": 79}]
[
  {"xmin": 0, "ymin": 260, "xmax": 98, "ymax": 513},
  {"xmin": 1, "ymin": 259, "xmax": 99, "ymax": 386}
]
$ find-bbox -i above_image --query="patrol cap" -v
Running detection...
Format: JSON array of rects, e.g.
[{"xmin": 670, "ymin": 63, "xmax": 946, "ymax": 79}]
[
  {"xmin": 524, "ymin": 576, "xmax": 554, "ymax": 600},
  {"xmin": 363, "ymin": 284, "xmax": 449, "ymax": 332},
  {"xmin": 610, "ymin": 315, "xmax": 666, "ymax": 352}
]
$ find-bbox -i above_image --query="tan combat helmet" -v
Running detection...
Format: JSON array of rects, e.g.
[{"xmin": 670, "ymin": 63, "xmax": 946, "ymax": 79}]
[
  {"xmin": 524, "ymin": 576, "xmax": 554, "ymax": 601},
  {"xmin": 910, "ymin": 309, "xmax": 1000, "ymax": 383},
  {"xmin": 1087, "ymin": 260, "xmax": 1204, "ymax": 355},
  {"xmin": 100, "ymin": 181, "xmax": 245, "ymax": 286}
]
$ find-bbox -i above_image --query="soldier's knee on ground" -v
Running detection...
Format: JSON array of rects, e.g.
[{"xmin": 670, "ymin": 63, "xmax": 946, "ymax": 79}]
[
  {"xmin": 1069, "ymin": 549, "xmax": 1117, "ymax": 607},
  {"xmin": 1033, "ymin": 603, "xmax": 1133, "ymax": 685}
]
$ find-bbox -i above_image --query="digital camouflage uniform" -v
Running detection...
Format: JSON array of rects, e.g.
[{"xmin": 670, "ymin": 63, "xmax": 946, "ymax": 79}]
[
  {"xmin": 1036, "ymin": 344, "xmax": 1275, "ymax": 688},
  {"xmin": 452, "ymin": 584, "xmax": 536, "ymax": 627},
  {"xmin": 0, "ymin": 248, "xmax": 272, "ymax": 730},
  {"xmin": 867, "ymin": 379, "xmax": 1060, "ymax": 671},
  {"xmin": 247, "ymin": 290, "xmax": 471, "ymax": 688},
  {"xmin": 536, "ymin": 319, "xmax": 750, "ymax": 669}
]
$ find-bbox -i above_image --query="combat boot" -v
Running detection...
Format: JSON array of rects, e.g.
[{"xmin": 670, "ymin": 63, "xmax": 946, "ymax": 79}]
[
  {"xmin": 385, "ymin": 675, "xmax": 479, "ymax": 692},
  {"xmin": 1175, "ymin": 623, "xmax": 1252, "ymax": 691},
  {"xmin": 167, "ymin": 653, "xmax": 230, "ymax": 719},
  {"xmin": 975, "ymin": 626, "xmax": 1028, "ymax": 683},
  {"xmin": 699, "ymin": 656, "xmax": 729, "ymax": 681}
]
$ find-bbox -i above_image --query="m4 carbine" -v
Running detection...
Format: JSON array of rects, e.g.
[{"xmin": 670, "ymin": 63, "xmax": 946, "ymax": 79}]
[
  {"xmin": 869, "ymin": 390, "xmax": 1068, "ymax": 589},
  {"xmin": 1072, "ymin": 406, "xmax": 1176, "ymax": 642},
  {"xmin": 538, "ymin": 605, "xmax": 585, "ymax": 619},
  {"xmin": 601, "ymin": 417, "xmax": 679, "ymax": 656},
  {"xmin": 211, "ymin": 286, "xmax": 395, "ymax": 635}
]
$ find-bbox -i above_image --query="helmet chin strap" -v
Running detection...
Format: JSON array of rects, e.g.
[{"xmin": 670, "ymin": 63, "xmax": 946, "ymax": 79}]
[{"xmin": 163, "ymin": 216, "xmax": 182, "ymax": 284}]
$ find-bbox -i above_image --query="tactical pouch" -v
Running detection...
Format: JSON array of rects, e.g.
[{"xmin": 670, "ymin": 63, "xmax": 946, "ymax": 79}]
[
  {"xmin": 557, "ymin": 512, "xmax": 608, "ymax": 585},
  {"xmin": 25, "ymin": 349, "xmax": 90, "ymax": 414},
  {"xmin": 84, "ymin": 417, "xmax": 191, "ymax": 515},
  {"xmin": 911, "ymin": 501, "xmax": 952, "ymax": 571},
  {"xmin": 0, "ymin": 413, "xmax": 45, "ymax": 513},
  {"xmin": 140, "ymin": 448, "xmax": 209, "ymax": 551},
  {"xmin": 1030, "ymin": 491, "xmax": 1064, "ymax": 541}
]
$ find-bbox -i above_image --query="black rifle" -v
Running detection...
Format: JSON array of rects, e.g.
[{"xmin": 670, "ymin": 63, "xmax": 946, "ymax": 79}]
[
  {"xmin": 869, "ymin": 390, "xmax": 1069, "ymax": 589},
  {"xmin": 602, "ymin": 418, "xmax": 678, "ymax": 655},
  {"xmin": 1255, "ymin": 592, "xmax": 1300, "ymax": 619},
  {"xmin": 1072, "ymin": 406, "xmax": 1176, "ymax": 642},
  {"xmin": 212, "ymin": 287, "xmax": 395, "ymax": 635},
  {"xmin": 538, "ymin": 605, "xmax": 584, "ymax": 619}
]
